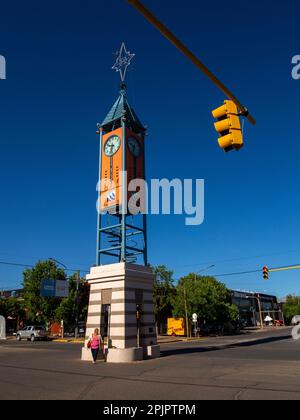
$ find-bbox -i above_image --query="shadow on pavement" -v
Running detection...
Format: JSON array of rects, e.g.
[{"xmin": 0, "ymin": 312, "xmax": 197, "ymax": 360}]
[{"xmin": 160, "ymin": 334, "xmax": 292, "ymax": 358}]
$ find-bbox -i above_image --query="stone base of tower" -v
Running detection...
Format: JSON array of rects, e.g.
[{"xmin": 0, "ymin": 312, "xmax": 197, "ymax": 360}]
[{"xmin": 81, "ymin": 263, "xmax": 160, "ymax": 363}]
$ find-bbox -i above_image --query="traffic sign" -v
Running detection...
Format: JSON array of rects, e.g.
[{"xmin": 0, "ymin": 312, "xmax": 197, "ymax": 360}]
[{"xmin": 41, "ymin": 279, "xmax": 69, "ymax": 298}]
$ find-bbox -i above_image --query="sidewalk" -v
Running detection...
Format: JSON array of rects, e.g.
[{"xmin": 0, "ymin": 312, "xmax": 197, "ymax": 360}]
[
  {"xmin": 52, "ymin": 338, "xmax": 84, "ymax": 343},
  {"xmin": 157, "ymin": 325, "xmax": 292, "ymax": 345},
  {"xmin": 1, "ymin": 336, "xmax": 85, "ymax": 343},
  {"xmin": 2, "ymin": 326, "xmax": 292, "ymax": 346}
]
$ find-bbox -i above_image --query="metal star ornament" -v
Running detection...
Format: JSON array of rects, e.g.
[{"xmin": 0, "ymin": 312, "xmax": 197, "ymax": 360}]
[{"xmin": 112, "ymin": 42, "xmax": 135, "ymax": 82}]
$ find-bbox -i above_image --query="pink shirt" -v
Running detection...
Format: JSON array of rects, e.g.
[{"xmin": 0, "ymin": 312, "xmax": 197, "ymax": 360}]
[{"xmin": 91, "ymin": 335, "xmax": 100, "ymax": 349}]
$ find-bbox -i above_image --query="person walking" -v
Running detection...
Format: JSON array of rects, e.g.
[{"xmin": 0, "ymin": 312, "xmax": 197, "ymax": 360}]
[{"xmin": 88, "ymin": 328, "xmax": 102, "ymax": 364}]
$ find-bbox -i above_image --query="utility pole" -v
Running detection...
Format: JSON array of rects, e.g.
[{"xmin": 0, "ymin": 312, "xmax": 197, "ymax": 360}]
[
  {"xmin": 256, "ymin": 294, "xmax": 264, "ymax": 330},
  {"xmin": 183, "ymin": 286, "xmax": 189, "ymax": 338},
  {"xmin": 49, "ymin": 258, "xmax": 81, "ymax": 339},
  {"xmin": 246, "ymin": 294, "xmax": 263, "ymax": 329},
  {"xmin": 75, "ymin": 270, "xmax": 80, "ymax": 339}
]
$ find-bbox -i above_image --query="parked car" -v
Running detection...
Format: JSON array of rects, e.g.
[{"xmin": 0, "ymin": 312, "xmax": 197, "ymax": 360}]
[
  {"xmin": 15, "ymin": 326, "xmax": 49, "ymax": 342},
  {"xmin": 291, "ymin": 315, "xmax": 300, "ymax": 325}
]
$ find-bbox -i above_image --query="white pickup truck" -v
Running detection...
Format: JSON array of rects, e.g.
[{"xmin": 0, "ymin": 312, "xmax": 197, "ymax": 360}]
[{"xmin": 16, "ymin": 326, "xmax": 49, "ymax": 342}]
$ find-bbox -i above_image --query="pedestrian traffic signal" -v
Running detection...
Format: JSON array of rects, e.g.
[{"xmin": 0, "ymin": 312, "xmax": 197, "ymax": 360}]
[
  {"xmin": 212, "ymin": 100, "xmax": 243, "ymax": 152},
  {"xmin": 263, "ymin": 266, "xmax": 269, "ymax": 280}
]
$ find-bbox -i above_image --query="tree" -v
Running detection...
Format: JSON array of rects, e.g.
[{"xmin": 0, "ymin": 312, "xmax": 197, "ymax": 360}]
[
  {"xmin": 173, "ymin": 274, "xmax": 239, "ymax": 335},
  {"xmin": 55, "ymin": 274, "xmax": 89, "ymax": 332},
  {"xmin": 0, "ymin": 298, "xmax": 26, "ymax": 330},
  {"xmin": 22, "ymin": 260, "xmax": 67, "ymax": 325},
  {"xmin": 152, "ymin": 265, "xmax": 176, "ymax": 334},
  {"xmin": 0, "ymin": 298, "xmax": 8, "ymax": 317},
  {"xmin": 5, "ymin": 298, "xmax": 25, "ymax": 320},
  {"xmin": 283, "ymin": 295, "xmax": 300, "ymax": 324}
]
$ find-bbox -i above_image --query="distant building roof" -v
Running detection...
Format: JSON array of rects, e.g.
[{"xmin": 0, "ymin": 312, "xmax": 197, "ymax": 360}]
[
  {"xmin": 231, "ymin": 290, "xmax": 277, "ymax": 301},
  {"xmin": 0, "ymin": 289, "xmax": 23, "ymax": 298}
]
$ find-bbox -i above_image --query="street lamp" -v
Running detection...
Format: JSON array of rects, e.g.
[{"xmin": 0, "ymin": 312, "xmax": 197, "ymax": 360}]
[
  {"xmin": 49, "ymin": 257, "xmax": 67, "ymax": 270},
  {"xmin": 193, "ymin": 264, "xmax": 215, "ymax": 281},
  {"xmin": 246, "ymin": 294, "xmax": 263, "ymax": 330}
]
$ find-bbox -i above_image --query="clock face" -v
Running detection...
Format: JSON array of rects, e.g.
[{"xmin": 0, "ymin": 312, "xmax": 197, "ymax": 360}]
[
  {"xmin": 127, "ymin": 136, "xmax": 141, "ymax": 157},
  {"xmin": 104, "ymin": 135, "xmax": 121, "ymax": 157}
]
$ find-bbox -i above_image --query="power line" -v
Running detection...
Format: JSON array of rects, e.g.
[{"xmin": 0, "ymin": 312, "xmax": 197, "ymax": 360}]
[
  {"xmin": 173, "ymin": 268, "xmax": 261, "ymax": 282},
  {"xmin": 212, "ymin": 269, "xmax": 261, "ymax": 277},
  {"xmin": 186, "ymin": 263, "xmax": 300, "ymax": 279},
  {"xmin": 0, "ymin": 252, "xmax": 92, "ymax": 271},
  {"xmin": 0, "ymin": 261, "xmax": 33, "ymax": 268},
  {"xmin": 0, "ymin": 260, "xmax": 89, "ymax": 273},
  {"xmin": 169, "ymin": 248, "xmax": 300, "ymax": 271}
]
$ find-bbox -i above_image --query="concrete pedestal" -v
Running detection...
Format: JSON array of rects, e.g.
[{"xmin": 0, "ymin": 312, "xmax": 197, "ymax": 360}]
[
  {"xmin": 106, "ymin": 347, "xmax": 143, "ymax": 363},
  {"xmin": 146, "ymin": 344, "xmax": 161, "ymax": 359},
  {"xmin": 81, "ymin": 347, "xmax": 105, "ymax": 362},
  {"xmin": 0, "ymin": 315, "xmax": 6, "ymax": 340},
  {"xmin": 81, "ymin": 263, "xmax": 160, "ymax": 363}
]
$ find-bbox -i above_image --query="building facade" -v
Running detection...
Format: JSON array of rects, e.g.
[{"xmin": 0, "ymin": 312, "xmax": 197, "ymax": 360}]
[{"xmin": 231, "ymin": 290, "xmax": 284, "ymax": 327}]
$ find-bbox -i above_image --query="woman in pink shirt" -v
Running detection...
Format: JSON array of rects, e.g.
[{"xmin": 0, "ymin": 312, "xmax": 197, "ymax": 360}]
[{"xmin": 88, "ymin": 328, "xmax": 102, "ymax": 364}]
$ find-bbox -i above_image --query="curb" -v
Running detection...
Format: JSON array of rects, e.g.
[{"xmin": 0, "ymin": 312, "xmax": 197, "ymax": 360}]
[{"xmin": 52, "ymin": 339, "xmax": 84, "ymax": 344}]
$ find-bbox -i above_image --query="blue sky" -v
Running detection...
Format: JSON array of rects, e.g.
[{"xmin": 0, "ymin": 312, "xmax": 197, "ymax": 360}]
[{"xmin": 1, "ymin": 0, "xmax": 300, "ymax": 297}]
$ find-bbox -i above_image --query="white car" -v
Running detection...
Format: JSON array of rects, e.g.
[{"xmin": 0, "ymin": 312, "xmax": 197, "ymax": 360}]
[
  {"xmin": 16, "ymin": 326, "xmax": 49, "ymax": 342},
  {"xmin": 291, "ymin": 315, "xmax": 300, "ymax": 325}
]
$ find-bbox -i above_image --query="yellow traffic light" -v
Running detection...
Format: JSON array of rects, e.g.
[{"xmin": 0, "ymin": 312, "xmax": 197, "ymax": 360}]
[
  {"xmin": 263, "ymin": 266, "xmax": 269, "ymax": 280},
  {"xmin": 212, "ymin": 100, "xmax": 243, "ymax": 152}
]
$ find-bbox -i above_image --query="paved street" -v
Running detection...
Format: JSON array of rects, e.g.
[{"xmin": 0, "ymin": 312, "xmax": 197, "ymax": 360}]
[{"xmin": 0, "ymin": 328, "xmax": 299, "ymax": 400}]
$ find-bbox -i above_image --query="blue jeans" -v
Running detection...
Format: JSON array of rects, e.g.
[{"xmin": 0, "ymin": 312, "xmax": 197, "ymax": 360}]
[{"xmin": 91, "ymin": 348, "xmax": 99, "ymax": 362}]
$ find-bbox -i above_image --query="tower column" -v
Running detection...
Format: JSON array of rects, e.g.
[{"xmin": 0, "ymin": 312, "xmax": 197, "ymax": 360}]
[{"xmin": 81, "ymin": 263, "xmax": 160, "ymax": 362}]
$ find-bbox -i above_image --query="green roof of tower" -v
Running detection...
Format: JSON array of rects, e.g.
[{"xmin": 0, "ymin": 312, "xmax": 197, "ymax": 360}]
[{"xmin": 101, "ymin": 83, "xmax": 145, "ymax": 132}]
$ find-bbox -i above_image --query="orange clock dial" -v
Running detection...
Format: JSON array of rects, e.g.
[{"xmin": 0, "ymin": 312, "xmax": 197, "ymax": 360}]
[{"xmin": 99, "ymin": 127, "xmax": 145, "ymax": 213}]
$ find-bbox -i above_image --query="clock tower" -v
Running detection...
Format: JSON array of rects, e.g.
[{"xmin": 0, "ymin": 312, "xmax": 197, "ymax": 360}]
[
  {"xmin": 96, "ymin": 82, "xmax": 147, "ymax": 266},
  {"xmin": 82, "ymin": 44, "xmax": 160, "ymax": 363}
]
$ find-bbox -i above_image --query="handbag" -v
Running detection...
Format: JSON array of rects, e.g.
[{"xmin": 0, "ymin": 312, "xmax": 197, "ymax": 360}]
[{"xmin": 87, "ymin": 338, "xmax": 91, "ymax": 349}]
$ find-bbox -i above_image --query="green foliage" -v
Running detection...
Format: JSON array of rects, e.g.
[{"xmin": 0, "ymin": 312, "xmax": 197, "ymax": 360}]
[
  {"xmin": 55, "ymin": 274, "xmax": 89, "ymax": 332},
  {"xmin": 3, "ymin": 298, "xmax": 25, "ymax": 319},
  {"xmin": 0, "ymin": 299, "xmax": 7, "ymax": 317},
  {"xmin": 283, "ymin": 295, "xmax": 300, "ymax": 324},
  {"xmin": 172, "ymin": 274, "xmax": 239, "ymax": 328},
  {"xmin": 22, "ymin": 260, "xmax": 67, "ymax": 325},
  {"xmin": 55, "ymin": 286, "xmax": 76, "ymax": 331},
  {"xmin": 152, "ymin": 265, "xmax": 176, "ymax": 334},
  {"xmin": 152, "ymin": 265, "xmax": 176, "ymax": 316},
  {"xmin": 0, "ymin": 299, "xmax": 9, "ymax": 318},
  {"xmin": 22, "ymin": 260, "xmax": 89, "ymax": 330}
]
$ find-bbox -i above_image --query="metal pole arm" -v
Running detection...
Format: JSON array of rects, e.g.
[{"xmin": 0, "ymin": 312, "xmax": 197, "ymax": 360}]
[
  {"xmin": 270, "ymin": 264, "xmax": 300, "ymax": 273},
  {"xmin": 127, "ymin": 0, "xmax": 256, "ymax": 125}
]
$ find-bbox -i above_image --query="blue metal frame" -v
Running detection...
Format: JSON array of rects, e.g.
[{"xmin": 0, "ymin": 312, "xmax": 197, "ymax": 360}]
[{"xmin": 96, "ymin": 128, "xmax": 103, "ymax": 265}]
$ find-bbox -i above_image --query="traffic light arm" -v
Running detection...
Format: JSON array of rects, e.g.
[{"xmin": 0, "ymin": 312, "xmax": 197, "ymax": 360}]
[
  {"xmin": 269, "ymin": 264, "xmax": 300, "ymax": 273},
  {"xmin": 126, "ymin": 0, "xmax": 256, "ymax": 126}
]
